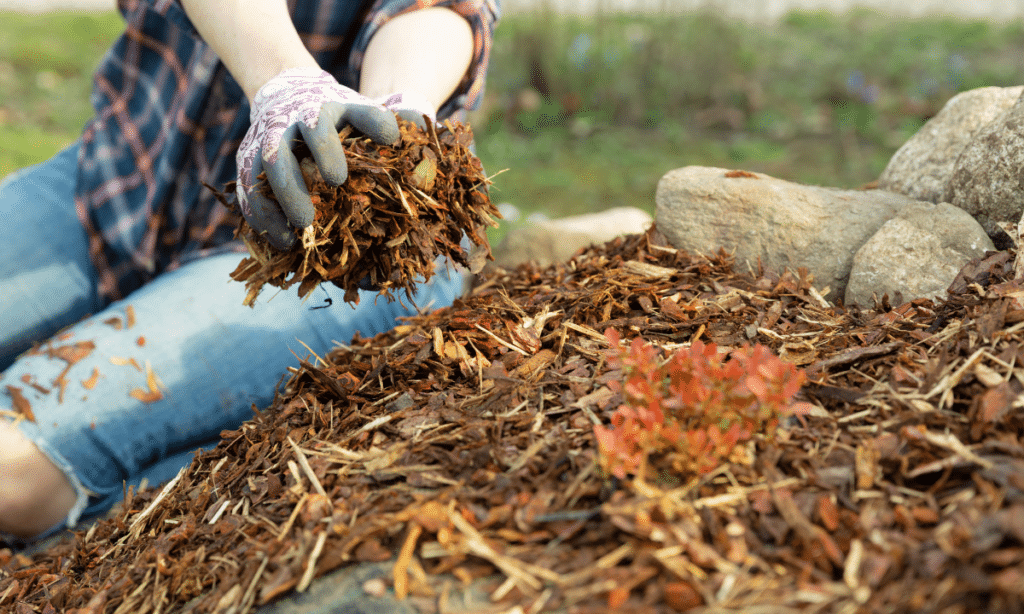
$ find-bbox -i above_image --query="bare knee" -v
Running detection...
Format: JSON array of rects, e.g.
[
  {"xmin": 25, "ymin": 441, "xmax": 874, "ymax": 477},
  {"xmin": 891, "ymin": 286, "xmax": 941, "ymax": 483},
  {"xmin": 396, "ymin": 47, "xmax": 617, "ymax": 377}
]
[{"xmin": 0, "ymin": 422, "xmax": 77, "ymax": 538}]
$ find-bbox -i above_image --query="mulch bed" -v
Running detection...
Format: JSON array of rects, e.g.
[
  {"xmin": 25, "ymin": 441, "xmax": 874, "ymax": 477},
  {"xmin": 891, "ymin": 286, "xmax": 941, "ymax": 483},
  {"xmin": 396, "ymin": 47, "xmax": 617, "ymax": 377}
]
[{"xmin": 3, "ymin": 226, "xmax": 1024, "ymax": 613}]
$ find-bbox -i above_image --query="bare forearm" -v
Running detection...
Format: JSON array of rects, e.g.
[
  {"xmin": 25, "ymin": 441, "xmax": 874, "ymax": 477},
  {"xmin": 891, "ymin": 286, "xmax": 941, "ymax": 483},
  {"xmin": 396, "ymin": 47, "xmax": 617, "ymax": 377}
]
[
  {"xmin": 360, "ymin": 7, "xmax": 474, "ymax": 112},
  {"xmin": 179, "ymin": 0, "xmax": 319, "ymax": 101},
  {"xmin": 180, "ymin": 0, "xmax": 474, "ymax": 113}
]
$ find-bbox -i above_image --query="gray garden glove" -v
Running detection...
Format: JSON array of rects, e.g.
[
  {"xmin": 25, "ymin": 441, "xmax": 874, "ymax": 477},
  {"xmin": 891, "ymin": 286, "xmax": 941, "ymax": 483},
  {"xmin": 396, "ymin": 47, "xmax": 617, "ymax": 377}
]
[{"xmin": 236, "ymin": 68, "xmax": 400, "ymax": 250}]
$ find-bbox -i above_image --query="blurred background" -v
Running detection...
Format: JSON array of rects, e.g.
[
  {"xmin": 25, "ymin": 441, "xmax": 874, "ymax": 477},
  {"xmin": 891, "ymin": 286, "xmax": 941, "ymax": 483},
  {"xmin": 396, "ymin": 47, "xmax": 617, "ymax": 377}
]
[{"xmin": 1, "ymin": 0, "xmax": 1023, "ymax": 237}]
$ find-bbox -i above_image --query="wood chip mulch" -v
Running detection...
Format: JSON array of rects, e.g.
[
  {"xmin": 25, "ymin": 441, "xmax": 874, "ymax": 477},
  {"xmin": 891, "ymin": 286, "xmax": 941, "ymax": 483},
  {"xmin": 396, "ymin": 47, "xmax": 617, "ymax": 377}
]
[
  {"xmin": 229, "ymin": 119, "xmax": 499, "ymax": 306},
  {"xmin": 4, "ymin": 227, "xmax": 1024, "ymax": 614}
]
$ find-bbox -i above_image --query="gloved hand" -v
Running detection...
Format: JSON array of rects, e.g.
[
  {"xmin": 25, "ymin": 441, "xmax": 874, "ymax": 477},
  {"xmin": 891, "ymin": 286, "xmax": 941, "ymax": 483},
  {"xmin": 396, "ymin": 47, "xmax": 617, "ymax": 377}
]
[{"xmin": 236, "ymin": 68, "xmax": 400, "ymax": 250}]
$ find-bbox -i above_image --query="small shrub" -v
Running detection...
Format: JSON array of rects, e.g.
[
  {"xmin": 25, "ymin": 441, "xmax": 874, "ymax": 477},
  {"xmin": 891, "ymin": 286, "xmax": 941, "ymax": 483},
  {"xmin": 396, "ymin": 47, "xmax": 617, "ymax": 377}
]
[{"xmin": 593, "ymin": 329, "xmax": 811, "ymax": 482}]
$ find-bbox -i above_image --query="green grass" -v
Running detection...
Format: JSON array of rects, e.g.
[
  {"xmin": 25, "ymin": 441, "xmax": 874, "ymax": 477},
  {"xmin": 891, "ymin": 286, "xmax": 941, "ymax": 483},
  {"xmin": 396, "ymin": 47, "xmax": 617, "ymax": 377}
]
[
  {"xmin": 0, "ymin": 10, "xmax": 124, "ymax": 177},
  {"xmin": 3, "ymin": 7, "xmax": 1024, "ymax": 230},
  {"xmin": 472, "ymin": 8, "xmax": 1024, "ymax": 220}
]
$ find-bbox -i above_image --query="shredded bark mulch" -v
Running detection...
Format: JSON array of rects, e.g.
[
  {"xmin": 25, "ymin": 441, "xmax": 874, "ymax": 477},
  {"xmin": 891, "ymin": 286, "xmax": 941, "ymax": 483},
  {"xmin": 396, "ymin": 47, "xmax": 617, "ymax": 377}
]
[
  {"xmin": 4, "ymin": 227, "xmax": 1024, "ymax": 614},
  {"xmin": 229, "ymin": 119, "xmax": 499, "ymax": 306}
]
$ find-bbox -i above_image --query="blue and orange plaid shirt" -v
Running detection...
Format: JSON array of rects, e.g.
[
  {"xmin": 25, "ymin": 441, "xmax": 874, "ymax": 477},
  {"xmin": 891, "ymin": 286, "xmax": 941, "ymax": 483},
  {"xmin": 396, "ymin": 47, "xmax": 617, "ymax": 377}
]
[{"xmin": 76, "ymin": 0, "xmax": 499, "ymax": 300}]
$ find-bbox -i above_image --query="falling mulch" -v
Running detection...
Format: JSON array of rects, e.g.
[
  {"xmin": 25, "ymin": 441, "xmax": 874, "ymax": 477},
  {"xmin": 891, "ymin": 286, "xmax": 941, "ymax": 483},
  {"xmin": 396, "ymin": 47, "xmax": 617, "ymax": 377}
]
[
  {"xmin": 4, "ymin": 226, "xmax": 1024, "ymax": 613},
  {"xmin": 228, "ymin": 119, "xmax": 499, "ymax": 306}
]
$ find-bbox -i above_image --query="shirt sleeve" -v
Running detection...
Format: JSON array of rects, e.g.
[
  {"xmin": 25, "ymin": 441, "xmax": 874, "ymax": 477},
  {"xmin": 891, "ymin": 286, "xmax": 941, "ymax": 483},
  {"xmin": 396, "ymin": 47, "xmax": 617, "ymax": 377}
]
[{"xmin": 346, "ymin": 0, "xmax": 501, "ymax": 119}]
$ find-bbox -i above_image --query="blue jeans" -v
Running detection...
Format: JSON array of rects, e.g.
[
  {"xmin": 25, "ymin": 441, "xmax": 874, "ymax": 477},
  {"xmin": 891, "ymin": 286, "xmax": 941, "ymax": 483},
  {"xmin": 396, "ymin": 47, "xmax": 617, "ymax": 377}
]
[{"xmin": 0, "ymin": 144, "xmax": 465, "ymax": 539}]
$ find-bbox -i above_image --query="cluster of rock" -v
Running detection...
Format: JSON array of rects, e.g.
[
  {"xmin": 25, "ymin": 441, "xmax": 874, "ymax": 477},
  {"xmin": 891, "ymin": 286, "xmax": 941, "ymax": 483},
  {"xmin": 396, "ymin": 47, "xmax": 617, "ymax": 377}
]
[
  {"xmin": 494, "ymin": 85, "xmax": 1024, "ymax": 307},
  {"xmin": 492, "ymin": 206, "xmax": 653, "ymax": 268}
]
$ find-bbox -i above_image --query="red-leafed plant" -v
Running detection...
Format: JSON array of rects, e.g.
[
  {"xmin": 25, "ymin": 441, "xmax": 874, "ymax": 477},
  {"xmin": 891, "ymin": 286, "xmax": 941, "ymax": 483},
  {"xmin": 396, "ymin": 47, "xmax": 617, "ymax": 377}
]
[{"xmin": 593, "ymin": 329, "xmax": 812, "ymax": 481}]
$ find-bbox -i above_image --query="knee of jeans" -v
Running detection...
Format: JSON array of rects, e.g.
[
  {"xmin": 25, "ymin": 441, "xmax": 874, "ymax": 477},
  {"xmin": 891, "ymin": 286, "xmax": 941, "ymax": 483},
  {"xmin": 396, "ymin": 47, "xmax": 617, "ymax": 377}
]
[
  {"xmin": 0, "ymin": 477, "xmax": 41, "ymax": 537},
  {"xmin": 0, "ymin": 483, "xmax": 43, "ymax": 537},
  {"xmin": 0, "ymin": 428, "xmax": 76, "ymax": 537},
  {"xmin": 0, "ymin": 471, "xmax": 75, "ymax": 539}
]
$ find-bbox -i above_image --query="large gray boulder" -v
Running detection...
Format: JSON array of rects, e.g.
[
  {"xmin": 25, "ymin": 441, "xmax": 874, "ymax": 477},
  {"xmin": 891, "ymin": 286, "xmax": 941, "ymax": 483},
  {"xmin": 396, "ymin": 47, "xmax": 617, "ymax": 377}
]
[
  {"xmin": 492, "ymin": 206, "xmax": 652, "ymax": 268},
  {"xmin": 845, "ymin": 202, "xmax": 994, "ymax": 307},
  {"xmin": 878, "ymin": 86, "xmax": 1024, "ymax": 203},
  {"xmin": 655, "ymin": 166, "xmax": 917, "ymax": 299},
  {"xmin": 943, "ymin": 90, "xmax": 1024, "ymax": 222}
]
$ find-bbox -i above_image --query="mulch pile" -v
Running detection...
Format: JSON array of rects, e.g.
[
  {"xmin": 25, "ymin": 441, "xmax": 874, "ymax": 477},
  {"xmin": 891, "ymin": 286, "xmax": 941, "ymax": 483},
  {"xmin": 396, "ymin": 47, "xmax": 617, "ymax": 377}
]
[
  {"xmin": 229, "ymin": 119, "xmax": 499, "ymax": 306},
  {"xmin": 4, "ymin": 226, "xmax": 1024, "ymax": 613}
]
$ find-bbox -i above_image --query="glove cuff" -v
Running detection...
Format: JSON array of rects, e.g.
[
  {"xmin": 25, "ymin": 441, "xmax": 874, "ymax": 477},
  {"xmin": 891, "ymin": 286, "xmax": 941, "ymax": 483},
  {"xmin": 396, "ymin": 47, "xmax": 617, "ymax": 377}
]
[
  {"xmin": 250, "ymin": 67, "xmax": 344, "ymax": 123},
  {"xmin": 376, "ymin": 91, "xmax": 437, "ymax": 125}
]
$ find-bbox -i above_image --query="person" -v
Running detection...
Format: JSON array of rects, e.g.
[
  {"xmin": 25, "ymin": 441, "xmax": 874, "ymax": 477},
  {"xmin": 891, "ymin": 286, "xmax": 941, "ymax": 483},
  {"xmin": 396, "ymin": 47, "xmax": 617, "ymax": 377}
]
[{"xmin": 0, "ymin": 0, "xmax": 498, "ymax": 542}]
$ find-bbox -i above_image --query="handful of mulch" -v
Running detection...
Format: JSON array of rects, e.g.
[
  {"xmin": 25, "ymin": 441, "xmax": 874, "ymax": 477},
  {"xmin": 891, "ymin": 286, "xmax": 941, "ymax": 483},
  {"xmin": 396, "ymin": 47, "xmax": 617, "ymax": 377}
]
[{"xmin": 230, "ymin": 118, "xmax": 500, "ymax": 306}]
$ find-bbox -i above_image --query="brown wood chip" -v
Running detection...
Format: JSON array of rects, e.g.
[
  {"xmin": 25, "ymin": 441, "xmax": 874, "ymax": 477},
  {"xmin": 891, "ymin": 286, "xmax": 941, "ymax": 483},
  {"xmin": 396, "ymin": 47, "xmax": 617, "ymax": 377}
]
[
  {"xmin": 225, "ymin": 119, "xmax": 500, "ymax": 306},
  {"xmin": 5, "ymin": 227, "xmax": 1024, "ymax": 614}
]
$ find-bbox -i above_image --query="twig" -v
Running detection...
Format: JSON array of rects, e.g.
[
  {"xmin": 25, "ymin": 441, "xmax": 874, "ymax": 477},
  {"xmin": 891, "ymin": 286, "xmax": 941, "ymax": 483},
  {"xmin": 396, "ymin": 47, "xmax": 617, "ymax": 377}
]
[
  {"xmin": 288, "ymin": 437, "xmax": 328, "ymax": 498},
  {"xmin": 129, "ymin": 468, "xmax": 184, "ymax": 537},
  {"xmin": 297, "ymin": 531, "xmax": 329, "ymax": 592},
  {"xmin": 474, "ymin": 323, "xmax": 529, "ymax": 356}
]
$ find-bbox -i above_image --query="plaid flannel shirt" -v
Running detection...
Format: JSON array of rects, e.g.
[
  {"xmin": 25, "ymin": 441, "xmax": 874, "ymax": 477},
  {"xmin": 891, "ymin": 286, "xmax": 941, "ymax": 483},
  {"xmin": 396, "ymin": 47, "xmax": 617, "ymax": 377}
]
[{"xmin": 76, "ymin": 0, "xmax": 499, "ymax": 301}]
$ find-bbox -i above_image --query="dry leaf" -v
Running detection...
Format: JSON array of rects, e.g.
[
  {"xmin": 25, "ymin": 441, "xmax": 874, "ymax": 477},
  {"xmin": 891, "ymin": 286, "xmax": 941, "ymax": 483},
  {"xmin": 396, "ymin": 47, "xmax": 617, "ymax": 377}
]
[
  {"xmin": 81, "ymin": 368, "xmax": 101, "ymax": 390},
  {"xmin": 128, "ymin": 362, "xmax": 163, "ymax": 404},
  {"xmin": 47, "ymin": 340, "xmax": 96, "ymax": 364},
  {"xmin": 129, "ymin": 388, "xmax": 163, "ymax": 404},
  {"xmin": 110, "ymin": 356, "xmax": 143, "ymax": 371},
  {"xmin": 5, "ymin": 385, "xmax": 35, "ymax": 422}
]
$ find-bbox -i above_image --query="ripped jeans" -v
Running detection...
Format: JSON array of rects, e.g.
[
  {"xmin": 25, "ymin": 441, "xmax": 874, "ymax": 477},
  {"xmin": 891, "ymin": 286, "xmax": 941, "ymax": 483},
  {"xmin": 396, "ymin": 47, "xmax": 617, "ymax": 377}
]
[{"xmin": 0, "ymin": 143, "xmax": 464, "ymax": 540}]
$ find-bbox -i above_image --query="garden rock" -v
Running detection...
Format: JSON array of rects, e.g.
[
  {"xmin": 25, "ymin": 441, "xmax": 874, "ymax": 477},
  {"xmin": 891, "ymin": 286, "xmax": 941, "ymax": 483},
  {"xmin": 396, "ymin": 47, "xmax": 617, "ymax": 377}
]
[
  {"xmin": 943, "ymin": 90, "xmax": 1024, "ymax": 222},
  {"xmin": 491, "ymin": 206, "xmax": 652, "ymax": 268},
  {"xmin": 654, "ymin": 166, "xmax": 915, "ymax": 300},
  {"xmin": 878, "ymin": 85, "xmax": 1024, "ymax": 203},
  {"xmin": 254, "ymin": 563, "xmax": 414, "ymax": 614},
  {"xmin": 253, "ymin": 560, "xmax": 500, "ymax": 614},
  {"xmin": 845, "ymin": 201, "xmax": 994, "ymax": 307}
]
